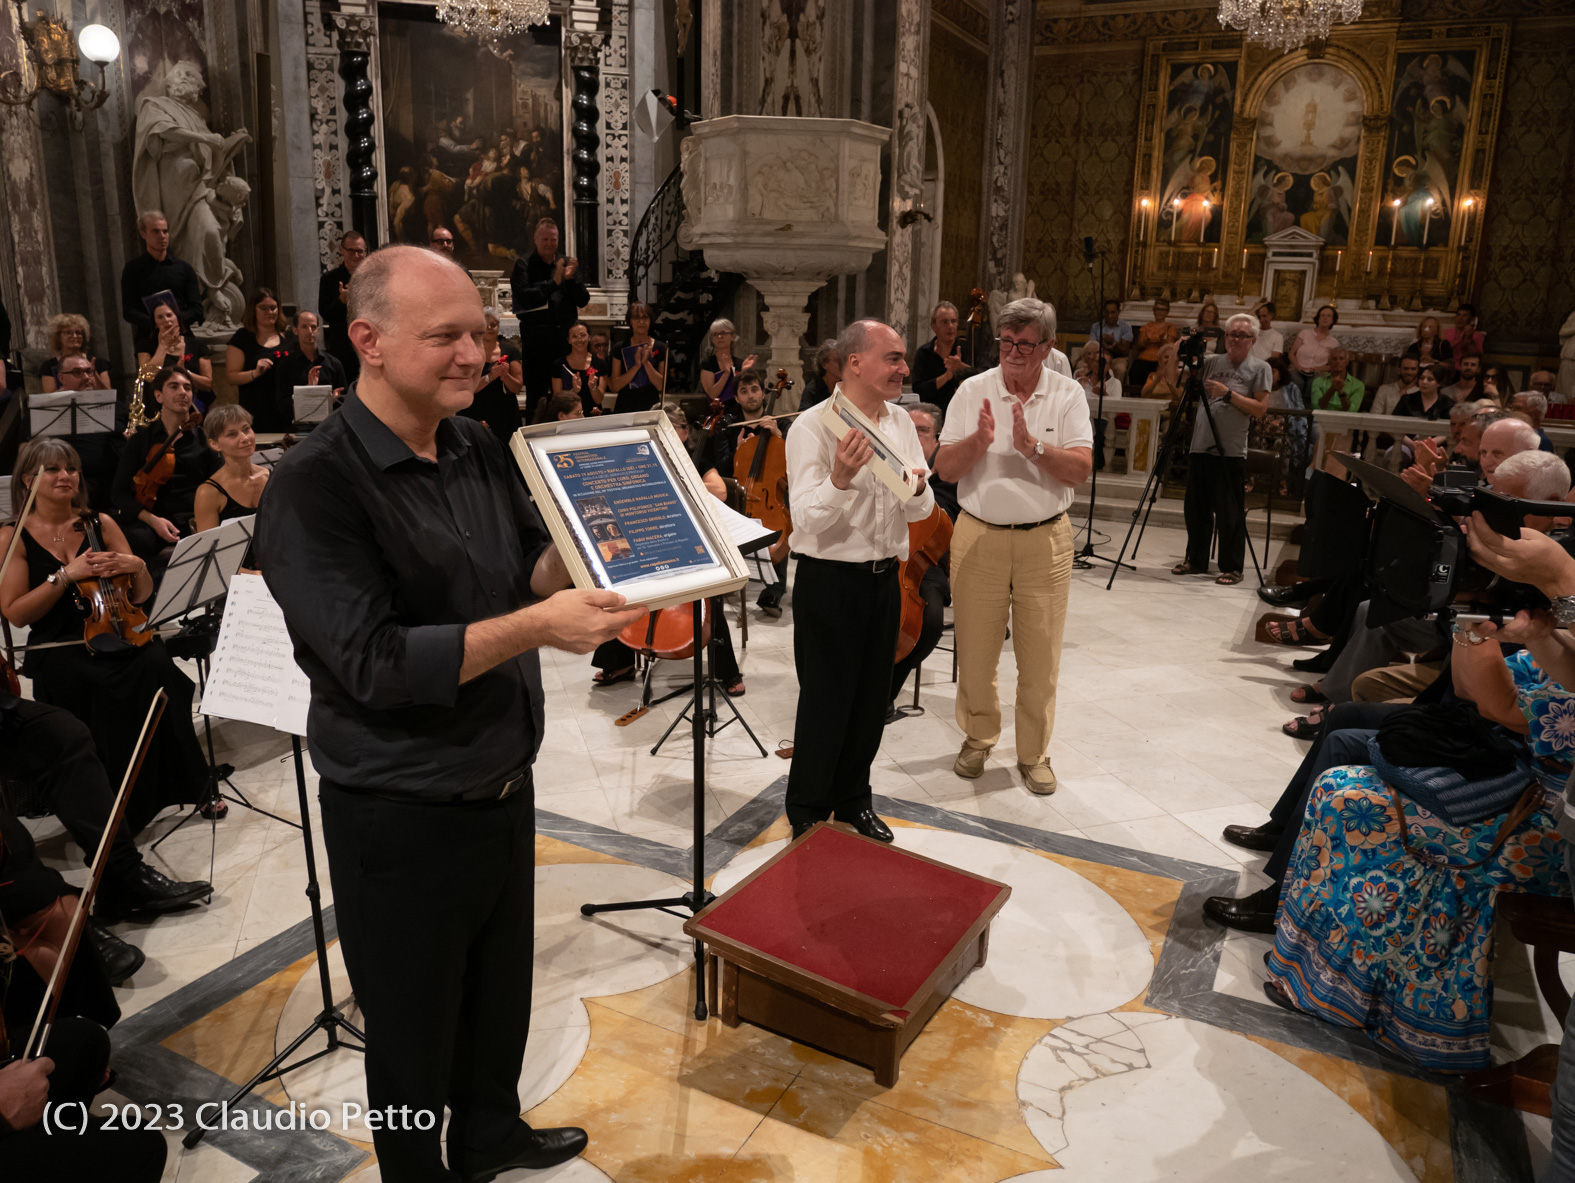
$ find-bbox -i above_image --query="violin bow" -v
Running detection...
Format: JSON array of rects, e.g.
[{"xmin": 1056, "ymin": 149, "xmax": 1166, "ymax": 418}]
[
  {"xmin": 24, "ymin": 689, "xmax": 168, "ymax": 1061},
  {"xmin": 0, "ymin": 465, "xmax": 45, "ymax": 589}
]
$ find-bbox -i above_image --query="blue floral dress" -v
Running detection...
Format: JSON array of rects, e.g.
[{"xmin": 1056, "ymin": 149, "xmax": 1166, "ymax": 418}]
[{"xmin": 1269, "ymin": 651, "xmax": 1573, "ymax": 1072}]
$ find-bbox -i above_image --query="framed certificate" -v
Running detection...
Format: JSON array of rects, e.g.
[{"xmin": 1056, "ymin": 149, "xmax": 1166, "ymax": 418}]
[
  {"xmin": 822, "ymin": 391, "xmax": 918, "ymax": 502},
  {"xmin": 511, "ymin": 411, "xmax": 749, "ymax": 610}
]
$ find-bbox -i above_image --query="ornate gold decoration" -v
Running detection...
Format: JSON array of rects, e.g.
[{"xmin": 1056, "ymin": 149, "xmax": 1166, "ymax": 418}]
[
  {"xmin": 435, "ymin": 0, "xmax": 550, "ymax": 46},
  {"xmin": 0, "ymin": 1, "xmax": 118, "ymax": 123}
]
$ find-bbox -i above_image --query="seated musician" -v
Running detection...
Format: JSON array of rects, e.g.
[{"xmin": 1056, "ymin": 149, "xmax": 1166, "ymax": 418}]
[
  {"xmin": 723, "ymin": 367, "xmax": 791, "ymax": 618},
  {"xmin": 2, "ymin": 439, "xmax": 216, "ymax": 829},
  {"xmin": 531, "ymin": 392, "xmax": 586, "ymax": 424},
  {"xmin": 890, "ymin": 401, "xmax": 958, "ymax": 719},
  {"xmin": 193, "ymin": 404, "xmax": 269, "ymax": 533},
  {"xmin": 590, "ymin": 404, "xmax": 744, "ymax": 694},
  {"xmin": 111, "ymin": 365, "xmax": 220, "ymax": 566}
]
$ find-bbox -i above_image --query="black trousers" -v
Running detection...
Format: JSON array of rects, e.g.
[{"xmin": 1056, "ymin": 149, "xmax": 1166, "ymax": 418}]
[
  {"xmin": 891, "ymin": 565, "xmax": 946, "ymax": 705},
  {"xmin": 0, "ymin": 700, "xmax": 142, "ymax": 883},
  {"xmin": 0, "ymin": 1017, "xmax": 166, "ymax": 1182},
  {"xmin": 318, "ymin": 783, "xmax": 536, "ymax": 1183},
  {"xmin": 1261, "ymin": 702, "xmax": 1404, "ymax": 884},
  {"xmin": 1183, "ymin": 452, "xmax": 1247, "ymax": 574},
  {"xmin": 785, "ymin": 558, "xmax": 899, "ymax": 825}
]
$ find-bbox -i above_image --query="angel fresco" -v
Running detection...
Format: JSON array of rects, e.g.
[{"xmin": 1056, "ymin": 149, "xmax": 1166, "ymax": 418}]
[
  {"xmin": 1159, "ymin": 62, "xmax": 1236, "ymax": 244},
  {"xmin": 1383, "ymin": 50, "xmax": 1474, "ymax": 247}
]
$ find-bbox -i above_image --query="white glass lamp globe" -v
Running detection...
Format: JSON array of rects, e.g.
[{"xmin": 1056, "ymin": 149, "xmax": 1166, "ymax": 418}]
[{"xmin": 78, "ymin": 25, "xmax": 121, "ymax": 67}]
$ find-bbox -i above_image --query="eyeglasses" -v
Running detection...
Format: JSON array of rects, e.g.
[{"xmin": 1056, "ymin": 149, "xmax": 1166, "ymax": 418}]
[
  {"xmin": 996, "ymin": 337, "xmax": 1043, "ymax": 356},
  {"xmin": 1225, "ymin": 332, "xmax": 1255, "ymax": 341}
]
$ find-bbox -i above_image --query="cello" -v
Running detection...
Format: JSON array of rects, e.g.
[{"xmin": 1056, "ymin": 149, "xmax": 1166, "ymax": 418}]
[
  {"xmin": 896, "ymin": 505, "xmax": 953, "ymax": 662},
  {"xmin": 732, "ymin": 368, "xmax": 793, "ymax": 565}
]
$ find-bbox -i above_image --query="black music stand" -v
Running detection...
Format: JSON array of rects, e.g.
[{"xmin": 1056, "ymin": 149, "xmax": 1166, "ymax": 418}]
[{"xmin": 27, "ymin": 389, "xmax": 118, "ymax": 439}]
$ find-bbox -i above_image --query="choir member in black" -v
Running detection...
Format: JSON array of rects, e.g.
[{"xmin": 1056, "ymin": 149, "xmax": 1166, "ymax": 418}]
[
  {"xmin": 591, "ymin": 404, "xmax": 744, "ymax": 693},
  {"xmin": 136, "ymin": 301, "xmax": 213, "ymax": 408},
  {"xmin": 120, "ymin": 210, "xmax": 202, "ymax": 342},
  {"xmin": 278, "ymin": 309, "xmax": 347, "ymax": 402},
  {"xmin": 193, "ymin": 405, "xmax": 269, "ymax": 533},
  {"xmin": 890, "ymin": 401, "xmax": 958, "ymax": 718},
  {"xmin": 459, "ymin": 308, "xmax": 524, "ymax": 447},
  {"xmin": 318, "ymin": 230, "xmax": 367, "ymax": 384},
  {"xmin": 699, "ymin": 318, "xmax": 755, "ymax": 406},
  {"xmin": 911, "ymin": 301, "xmax": 975, "ymax": 414},
  {"xmin": 112, "ymin": 366, "xmax": 220, "ymax": 563},
  {"xmin": 589, "ymin": 327, "xmax": 612, "ymax": 369},
  {"xmin": 607, "ymin": 301, "xmax": 666, "ymax": 414},
  {"xmin": 553, "ymin": 322, "xmax": 604, "ymax": 416},
  {"xmin": 510, "ymin": 217, "xmax": 588, "ymax": 415},
  {"xmin": 227, "ymin": 288, "xmax": 295, "ymax": 433},
  {"xmin": 3, "ymin": 440, "xmax": 214, "ymax": 833},
  {"xmin": 38, "ymin": 313, "xmax": 112, "ymax": 392},
  {"xmin": 722, "ymin": 368, "xmax": 791, "ymax": 617},
  {"xmin": 798, "ymin": 339, "xmax": 841, "ymax": 410}
]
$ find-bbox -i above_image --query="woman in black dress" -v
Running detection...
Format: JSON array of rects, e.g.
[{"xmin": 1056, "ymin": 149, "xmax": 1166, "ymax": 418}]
[
  {"xmin": 1, "ymin": 439, "xmax": 211, "ymax": 832},
  {"xmin": 552, "ymin": 321, "xmax": 604, "ymax": 416},
  {"xmin": 458, "ymin": 308, "xmax": 524, "ymax": 447},
  {"xmin": 193, "ymin": 404, "xmax": 269, "ymax": 533},
  {"xmin": 607, "ymin": 302, "xmax": 667, "ymax": 414},
  {"xmin": 137, "ymin": 302, "xmax": 213, "ymax": 410},
  {"xmin": 226, "ymin": 288, "xmax": 294, "ymax": 433}
]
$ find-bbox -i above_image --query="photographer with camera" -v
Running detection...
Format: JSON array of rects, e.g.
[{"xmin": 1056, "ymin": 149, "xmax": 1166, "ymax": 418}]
[{"xmin": 1170, "ymin": 313, "xmax": 1271, "ymax": 585}]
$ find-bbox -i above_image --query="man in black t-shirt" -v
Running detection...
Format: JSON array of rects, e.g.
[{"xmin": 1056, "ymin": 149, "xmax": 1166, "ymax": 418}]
[
  {"xmin": 509, "ymin": 218, "xmax": 588, "ymax": 414},
  {"xmin": 120, "ymin": 211, "xmax": 203, "ymax": 339},
  {"xmin": 317, "ymin": 231, "xmax": 367, "ymax": 384}
]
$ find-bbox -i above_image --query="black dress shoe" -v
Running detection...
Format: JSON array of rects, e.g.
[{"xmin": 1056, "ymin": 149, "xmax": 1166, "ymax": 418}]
[
  {"xmin": 790, "ymin": 819, "xmax": 818, "ymax": 840},
  {"xmin": 1221, "ymin": 823, "xmax": 1284, "ymax": 853},
  {"xmin": 841, "ymin": 808, "xmax": 893, "ymax": 843},
  {"xmin": 1201, "ymin": 885, "xmax": 1281, "ymax": 933},
  {"xmin": 97, "ymin": 864, "xmax": 213, "ymax": 920},
  {"xmin": 1256, "ymin": 583, "xmax": 1310, "ymax": 608},
  {"xmin": 86, "ymin": 919, "xmax": 146, "ymax": 986},
  {"xmin": 461, "ymin": 1126, "xmax": 589, "ymax": 1181}
]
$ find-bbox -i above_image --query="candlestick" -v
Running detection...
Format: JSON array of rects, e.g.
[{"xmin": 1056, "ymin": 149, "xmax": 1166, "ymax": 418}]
[
  {"xmin": 1366, "ymin": 249, "xmax": 1373, "ymax": 274},
  {"xmin": 1421, "ymin": 197, "xmax": 1435, "ymax": 248},
  {"xmin": 1170, "ymin": 198, "xmax": 1180, "ymax": 244},
  {"xmin": 1390, "ymin": 199, "xmax": 1400, "ymax": 248}
]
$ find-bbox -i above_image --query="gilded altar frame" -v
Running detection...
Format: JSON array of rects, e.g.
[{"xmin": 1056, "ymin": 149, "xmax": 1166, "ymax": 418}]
[{"xmin": 1125, "ymin": 19, "xmax": 1510, "ymax": 316}]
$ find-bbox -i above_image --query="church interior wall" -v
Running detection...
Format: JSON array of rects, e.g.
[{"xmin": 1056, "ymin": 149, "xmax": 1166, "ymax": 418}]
[{"xmin": 924, "ymin": 4, "xmax": 986, "ymax": 326}]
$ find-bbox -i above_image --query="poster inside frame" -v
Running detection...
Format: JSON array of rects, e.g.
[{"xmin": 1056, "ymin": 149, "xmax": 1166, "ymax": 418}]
[{"xmin": 511, "ymin": 411, "xmax": 748, "ymax": 611}]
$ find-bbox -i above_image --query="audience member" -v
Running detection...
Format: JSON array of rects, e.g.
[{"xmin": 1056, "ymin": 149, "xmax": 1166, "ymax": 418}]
[
  {"xmin": 698, "ymin": 318, "xmax": 756, "ymax": 406},
  {"xmin": 1307, "ymin": 347, "xmax": 1364, "ymax": 411},
  {"xmin": 318, "ymin": 230, "xmax": 367, "ymax": 384},
  {"xmin": 1072, "ymin": 340, "xmax": 1121, "ymax": 399},
  {"xmin": 1512, "ymin": 391, "xmax": 1555, "ymax": 452},
  {"xmin": 799, "ymin": 339, "xmax": 840, "ymax": 411},
  {"xmin": 193, "ymin": 404, "xmax": 269, "ymax": 533},
  {"xmin": 1141, "ymin": 341, "xmax": 1183, "ymax": 400},
  {"xmin": 1479, "ymin": 417, "xmax": 1542, "ymax": 482},
  {"xmin": 912, "ymin": 301, "xmax": 975, "ymax": 412},
  {"xmin": 38, "ymin": 314, "xmax": 112, "ymax": 392},
  {"xmin": 227, "ymin": 288, "xmax": 295, "ymax": 433},
  {"xmin": 1086, "ymin": 299, "xmax": 1132, "ymax": 378},
  {"xmin": 1482, "ymin": 365, "xmax": 1516, "ymax": 406},
  {"xmin": 278, "ymin": 309, "xmax": 347, "ymax": 399},
  {"xmin": 1393, "ymin": 363, "xmax": 1450, "ymax": 420},
  {"xmin": 1128, "ymin": 299, "xmax": 1178, "ymax": 391},
  {"xmin": 1193, "ymin": 301, "xmax": 1225, "ymax": 355},
  {"xmin": 1444, "ymin": 302, "xmax": 1485, "ymax": 355},
  {"xmin": 607, "ymin": 301, "xmax": 666, "ymax": 414},
  {"xmin": 136, "ymin": 301, "xmax": 212, "ymax": 407},
  {"xmin": 1288, "ymin": 304, "xmax": 1340, "ymax": 391},
  {"xmin": 120, "ymin": 209, "xmax": 202, "ymax": 341},
  {"xmin": 1528, "ymin": 370, "xmax": 1557, "ymax": 399},
  {"xmin": 1444, "ymin": 353, "xmax": 1485, "ymax": 403},
  {"xmin": 552, "ymin": 321, "xmax": 603, "ymax": 416},
  {"xmin": 510, "ymin": 217, "xmax": 588, "ymax": 415},
  {"xmin": 1403, "ymin": 315, "xmax": 1453, "ymax": 367},
  {"xmin": 1369, "ymin": 355, "xmax": 1420, "ymax": 415},
  {"xmin": 1250, "ymin": 301, "xmax": 1284, "ymax": 367},
  {"xmin": 428, "ymin": 227, "xmax": 456, "ymax": 256},
  {"xmin": 459, "ymin": 307, "xmax": 524, "ymax": 446}
]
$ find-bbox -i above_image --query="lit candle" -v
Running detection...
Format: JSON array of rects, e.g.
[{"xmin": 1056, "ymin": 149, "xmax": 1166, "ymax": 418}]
[
  {"xmin": 1241, "ymin": 248, "xmax": 1247, "ymax": 271},
  {"xmin": 1336, "ymin": 249, "xmax": 1342, "ymax": 273},
  {"xmin": 1212, "ymin": 248, "xmax": 1218, "ymax": 268},
  {"xmin": 1170, "ymin": 198, "xmax": 1181, "ymax": 244},
  {"xmin": 1422, "ymin": 197, "xmax": 1435, "ymax": 248},
  {"xmin": 1367, "ymin": 249, "xmax": 1373, "ymax": 273},
  {"xmin": 1390, "ymin": 198, "xmax": 1401, "ymax": 248}
]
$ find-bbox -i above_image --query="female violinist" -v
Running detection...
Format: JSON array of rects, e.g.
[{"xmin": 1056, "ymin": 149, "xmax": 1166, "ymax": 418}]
[
  {"xmin": 193, "ymin": 405, "xmax": 269, "ymax": 533},
  {"xmin": 111, "ymin": 366, "xmax": 219, "ymax": 566},
  {"xmin": 1, "ymin": 440, "xmax": 213, "ymax": 831}
]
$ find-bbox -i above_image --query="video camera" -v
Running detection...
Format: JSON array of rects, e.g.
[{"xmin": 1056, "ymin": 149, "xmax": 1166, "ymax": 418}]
[
  {"xmin": 1304, "ymin": 453, "xmax": 1575, "ymax": 627},
  {"xmin": 1176, "ymin": 327, "xmax": 1209, "ymax": 368}
]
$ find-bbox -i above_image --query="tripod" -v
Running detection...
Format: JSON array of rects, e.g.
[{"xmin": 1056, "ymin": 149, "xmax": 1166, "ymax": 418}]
[
  {"xmin": 582, "ymin": 598, "xmax": 724, "ymax": 1020},
  {"xmin": 1073, "ymin": 243, "xmax": 1132, "ymax": 574},
  {"xmin": 1105, "ymin": 364, "xmax": 1263, "ymax": 590},
  {"xmin": 650, "ymin": 600, "xmax": 767, "ymax": 758},
  {"xmin": 183, "ymin": 735, "xmax": 364, "ymax": 1148}
]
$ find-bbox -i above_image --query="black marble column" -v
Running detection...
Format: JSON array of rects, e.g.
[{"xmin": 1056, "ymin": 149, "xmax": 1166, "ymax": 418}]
[
  {"xmin": 569, "ymin": 36, "xmax": 602, "ymax": 285},
  {"xmin": 336, "ymin": 18, "xmax": 379, "ymax": 248}
]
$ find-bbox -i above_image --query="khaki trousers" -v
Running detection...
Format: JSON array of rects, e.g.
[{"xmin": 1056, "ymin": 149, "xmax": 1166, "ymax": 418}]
[{"xmin": 951, "ymin": 511, "xmax": 1074, "ymax": 764}]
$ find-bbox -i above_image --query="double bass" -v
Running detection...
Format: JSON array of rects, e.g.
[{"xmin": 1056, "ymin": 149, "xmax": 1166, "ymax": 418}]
[{"xmin": 732, "ymin": 369, "xmax": 793, "ymax": 565}]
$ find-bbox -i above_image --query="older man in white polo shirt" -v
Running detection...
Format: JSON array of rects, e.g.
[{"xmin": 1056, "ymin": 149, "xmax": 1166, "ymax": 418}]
[{"xmin": 935, "ymin": 298, "xmax": 1093, "ymax": 795}]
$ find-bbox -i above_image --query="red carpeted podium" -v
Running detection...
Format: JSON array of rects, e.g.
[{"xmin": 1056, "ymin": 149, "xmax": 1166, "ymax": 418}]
[{"xmin": 685, "ymin": 823, "xmax": 1011, "ymax": 1086}]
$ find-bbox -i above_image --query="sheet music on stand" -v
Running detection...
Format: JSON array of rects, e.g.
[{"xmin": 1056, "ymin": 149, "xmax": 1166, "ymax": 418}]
[
  {"xmin": 292, "ymin": 386, "xmax": 333, "ymax": 425},
  {"xmin": 145, "ymin": 516, "xmax": 256, "ymax": 627},
  {"xmin": 201, "ymin": 573, "xmax": 311, "ymax": 737},
  {"xmin": 29, "ymin": 389, "xmax": 117, "ymax": 437},
  {"xmin": 713, "ymin": 500, "xmax": 782, "ymax": 585}
]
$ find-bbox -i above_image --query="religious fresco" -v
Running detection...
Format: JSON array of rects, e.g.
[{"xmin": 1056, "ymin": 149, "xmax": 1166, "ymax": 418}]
[
  {"xmin": 1382, "ymin": 49, "xmax": 1476, "ymax": 248},
  {"xmin": 1157, "ymin": 61, "xmax": 1236, "ymax": 245},
  {"xmin": 377, "ymin": 5, "xmax": 565, "ymax": 269},
  {"xmin": 1245, "ymin": 62, "xmax": 1362, "ymax": 246}
]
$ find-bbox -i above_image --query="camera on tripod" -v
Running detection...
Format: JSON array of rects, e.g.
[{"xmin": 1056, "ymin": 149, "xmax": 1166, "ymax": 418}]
[
  {"xmin": 1313, "ymin": 453, "xmax": 1575, "ymax": 627},
  {"xmin": 1175, "ymin": 328, "xmax": 1208, "ymax": 369}
]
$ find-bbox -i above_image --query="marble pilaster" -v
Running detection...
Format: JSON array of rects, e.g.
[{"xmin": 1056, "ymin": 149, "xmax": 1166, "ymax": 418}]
[
  {"xmin": 980, "ymin": 0, "xmax": 1033, "ymax": 293},
  {"xmin": 884, "ymin": 0, "xmax": 931, "ymax": 344},
  {"xmin": 0, "ymin": 0, "xmax": 58, "ymax": 348}
]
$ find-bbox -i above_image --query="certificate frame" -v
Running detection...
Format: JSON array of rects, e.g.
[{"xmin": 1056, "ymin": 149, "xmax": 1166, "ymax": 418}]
[
  {"xmin": 821, "ymin": 391, "xmax": 918, "ymax": 502},
  {"xmin": 511, "ymin": 411, "xmax": 749, "ymax": 610}
]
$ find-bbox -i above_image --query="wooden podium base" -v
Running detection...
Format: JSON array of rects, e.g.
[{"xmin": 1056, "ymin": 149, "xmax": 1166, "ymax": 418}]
[{"xmin": 686, "ymin": 823, "xmax": 1011, "ymax": 1087}]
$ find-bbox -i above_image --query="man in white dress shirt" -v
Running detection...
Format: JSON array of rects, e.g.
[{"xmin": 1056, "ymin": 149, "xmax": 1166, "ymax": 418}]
[
  {"xmin": 783, "ymin": 319, "xmax": 935, "ymax": 841},
  {"xmin": 935, "ymin": 298, "xmax": 1094, "ymax": 796}
]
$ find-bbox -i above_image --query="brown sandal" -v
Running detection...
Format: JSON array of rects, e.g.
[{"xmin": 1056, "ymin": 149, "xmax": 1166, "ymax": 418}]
[
  {"xmin": 1263, "ymin": 618, "xmax": 1327, "ymax": 646},
  {"xmin": 1172, "ymin": 561, "xmax": 1203, "ymax": 575},
  {"xmin": 1216, "ymin": 571, "xmax": 1244, "ymax": 586}
]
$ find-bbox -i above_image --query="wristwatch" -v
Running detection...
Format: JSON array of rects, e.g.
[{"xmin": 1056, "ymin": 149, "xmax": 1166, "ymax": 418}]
[
  {"xmin": 1032, "ymin": 439, "xmax": 1045, "ymax": 458},
  {"xmin": 1553, "ymin": 595, "xmax": 1575, "ymax": 627}
]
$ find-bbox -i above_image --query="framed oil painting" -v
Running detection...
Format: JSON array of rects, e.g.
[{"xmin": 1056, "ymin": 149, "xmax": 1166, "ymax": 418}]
[{"xmin": 1156, "ymin": 60, "xmax": 1237, "ymax": 246}]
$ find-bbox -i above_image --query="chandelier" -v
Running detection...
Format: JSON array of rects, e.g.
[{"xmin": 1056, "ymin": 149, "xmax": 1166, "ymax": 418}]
[
  {"xmin": 435, "ymin": 0, "xmax": 551, "ymax": 44},
  {"xmin": 1217, "ymin": 0, "xmax": 1363, "ymax": 53}
]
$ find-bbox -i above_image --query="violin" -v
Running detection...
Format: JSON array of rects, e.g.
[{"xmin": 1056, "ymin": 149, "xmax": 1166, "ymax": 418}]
[
  {"xmin": 131, "ymin": 408, "xmax": 204, "ymax": 512},
  {"xmin": 73, "ymin": 511, "xmax": 152, "ymax": 655},
  {"xmin": 733, "ymin": 368, "xmax": 794, "ymax": 565},
  {"xmin": 896, "ymin": 505, "xmax": 954, "ymax": 663},
  {"xmin": 617, "ymin": 598, "xmax": 711, "ymax": 662}
]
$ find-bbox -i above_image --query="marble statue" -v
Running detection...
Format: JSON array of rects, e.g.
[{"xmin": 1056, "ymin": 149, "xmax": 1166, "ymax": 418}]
[
  {"xmin": 132, "ymin": 60, "xmax": 252, "ymax": 330},
  {"xmin": 988, "ymin": 272, "xmax": 1037, "ymax": 330},
  {"xmin": 1560, "ymin": 308, "xmax": 1575, "ymax": 399}
]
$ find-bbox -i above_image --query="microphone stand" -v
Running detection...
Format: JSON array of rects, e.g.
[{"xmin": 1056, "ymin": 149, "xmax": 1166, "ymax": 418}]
[{"xmin": 1073, "ymin": 244, "xmax": 1133, "ymax": 573}]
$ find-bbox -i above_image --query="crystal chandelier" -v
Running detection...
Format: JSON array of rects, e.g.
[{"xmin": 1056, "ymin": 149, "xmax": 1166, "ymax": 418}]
[
  {"xmin": 1217, "ymin": 0, "xmax": 1363, "ymax": 54},
  {"xmin": 435, "ymin": 0, "xmax": 551, "ymax": 44}
]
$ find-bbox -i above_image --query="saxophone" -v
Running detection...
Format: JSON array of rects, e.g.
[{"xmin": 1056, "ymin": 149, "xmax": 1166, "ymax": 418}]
[{"xmin": 128, "ymin": 362, "xmax": 158, "ymax": 430}]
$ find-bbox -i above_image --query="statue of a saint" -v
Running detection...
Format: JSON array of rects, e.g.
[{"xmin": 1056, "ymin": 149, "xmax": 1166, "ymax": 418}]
[{"xmin": 132, "ymin": 60, "xmax": 252, "ymax": 330}]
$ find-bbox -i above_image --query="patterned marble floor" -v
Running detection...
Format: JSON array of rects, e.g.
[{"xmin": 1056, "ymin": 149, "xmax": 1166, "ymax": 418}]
[{"xmin": 18, "ymin": 524, "xmax": 1569, "ymax": 1181}]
